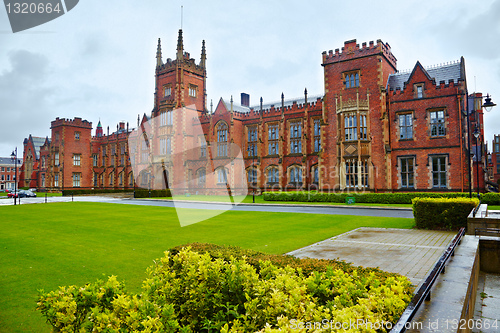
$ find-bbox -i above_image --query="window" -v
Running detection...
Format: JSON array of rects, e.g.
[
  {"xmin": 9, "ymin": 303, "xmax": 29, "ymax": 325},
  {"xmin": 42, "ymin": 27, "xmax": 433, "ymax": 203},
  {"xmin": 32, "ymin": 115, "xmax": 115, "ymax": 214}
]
[
  {"xmin": 431, "ymin": 156, "xmax": 447, "ymax": 188},
  {"xmin": 93, "ymin": 154, "xmax": 98, "ymax": 167},
  {"xmin": 6, "ymin": 167, "xmax": 9, "ymax": 172},
  {"xmin": 160, "ymin": 111, "xmax": 166, "ymax": 126},
  {"xmin": 248, "ymin": 126, "xmax": 257, "ymax": 157},
  {"xmin": 75, "ymin": 132, "xmax": 80, "ymax": 140},
  {"xmin": 109, "ymin": 174, "xmax": 113, "ymax": 186},
  {"xmin": 268, "ymin": 124, "xmax": 279, "ymax": 155},
  {"xmin": 289, "ymin": 166, "xmax": 302, "ymax": 185},
  {"xmin": 345, "ymin": 159, "xmax": 357, "ymax": 188},
  {"xmin": 120, "ymin": 156, "xmax": 125, "ymax": 166},
  {"xmin": 1, "ymin": 167, "xmax": 3, "ymax": 172},
  {"xmin": 41, "ymin": 174, "xmax": 45, "ymax": 187},
  {"xmin": 359, "ymin": 115, "xmax": 367, "ymax": 140},
  {"xmin": 73, "ymin": 154, "xmax": 81, "ymax": 166},
  {"xmin": 416, "ymin": 85, "xmax": 423, "ymax": 99},
  {"xmin": 94, "ymin": 173, "xmax": 98, "ymax": 187},
  {"xmin": 121, "ymin": 144, "xmax": 126, "ymax": 155},
  {"xmin": 247, "ymin": 168, "xmax": 257, "ymax": 184},
  {"xmin": 200, "ymin": 136, "xmax": 207, "ymax": 157},
  {"xmin": 496, "ymin": 155, "xmax": 500, "ymax": 164},
  {"xmin": 399, "ymin": 114, "xmax": 413, "ymax": 140},
  {"xmin": 344, "ymin": 72, "xmax": 360, "ymax": 88},
  {"xmin": 197, "ymin": 168, "xmax": 206, "ymax": 186},
  {"xmin": 55, "ymin": 132, "xmax": 59, "ymax": 141},
  {"xmin": 110, "ymin": 155, "xmax": 114, "ymax": 166},
  {"xmin": 217, "ymin": 122, "xmax": 228, "ymax": 157},
  {"xmin": 160, "ymin": 138, "xmax": 167, "ymax": 155},
  {"xmin": 344, "ymin": 114, "xmax": 357, "ymax": 141},
  {"xmin": 129, "ymin": 173, "xmax": 134, "ymax": 186},
  {"xmin": 42, "ymin": 157, "xmax": 46, "ymax": 168},
  {"xmin": 73, "ymin": 173, "xmax": 81, "ymax": 187},
  {"xmin": 142, "ymin": 151, "xmax": 149, "ymax": 163},
  {"xmin": 6, "ymin": 175, "xmax": 10, "ymax": 181},
  {"xmin": 164, "ymin": 87, "xmax": 171, "ymax": 97},
  {"xmin": 54, "ymin": 174, "xmax": 59, "ymax": 187},
  {"xmin": 290, "ymin": 122, "xmax": 302, "ymax": 154},
  {"xmin": 102, "ymin": 146, "xmax": 107, "ymax": 158},
  {"xmin": 267, "ymin": 167, "xmax": 279, "ymax": 184},
  {"xmin": 400, "ymin": 157, "xmax": 414, "ymax": 188},
  {"xmin": 430, "ymin": 110, "xmax": 445, "ymax": 137},
  {"xmin": 314, "ymin": 119, "xmax": 321, "ymax": 152},
  {"xmin": 217, "ymin": 168, "xmax": 227, "ymax": 184},
  {"xmin": 167, "ymin": 111, "xmax": 173, "ymax": 125},
  {"xmin": 312, "ymin": 166, "xmax": 319, "ymax": 184},
  {"xmin": 189, "ymin": 86, "xmax": 197, "ymax": 97},
  {"xmin": 167, "ymin": 137, "xmax": 172, "ymax": 155},
  {"xmin": 111, "ymin": 145, "xmax": 116, "ymax": 156},
  {"xmin": 55, "ymin": 152, "xmax": 59, "ymax": 166},
  {"xmin": 1, "ymin": 175, "xmax": 3, "ymax": 180}
]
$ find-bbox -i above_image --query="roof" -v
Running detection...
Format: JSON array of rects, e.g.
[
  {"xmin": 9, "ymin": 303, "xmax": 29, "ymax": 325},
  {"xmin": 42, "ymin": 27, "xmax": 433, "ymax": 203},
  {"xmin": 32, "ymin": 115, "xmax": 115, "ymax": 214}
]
[
  {"xmin": 221, "ymin": 94, "xmax": 323, "ymax": 113},
  {"xmin": 388, "ymin": 60, "xmax": 463, "ymax": 91},
  {"xmin": 31, "ymin": 136, "xmax": 46, "ymax": 160},
  {"xmin": 0, "ymin": 157, "xmax": 22, "ymax": 166}
]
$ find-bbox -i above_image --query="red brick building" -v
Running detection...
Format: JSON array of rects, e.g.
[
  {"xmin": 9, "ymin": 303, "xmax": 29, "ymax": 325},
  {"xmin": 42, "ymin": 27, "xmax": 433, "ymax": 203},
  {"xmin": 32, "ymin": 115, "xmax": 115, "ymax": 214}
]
[
  {"xmin": 21, "ymin": 31, "xmax": 490, "ymax": 193},
  {"xmin": 0, "ymin": 156, "xmax": 21, "ymax": 191}
]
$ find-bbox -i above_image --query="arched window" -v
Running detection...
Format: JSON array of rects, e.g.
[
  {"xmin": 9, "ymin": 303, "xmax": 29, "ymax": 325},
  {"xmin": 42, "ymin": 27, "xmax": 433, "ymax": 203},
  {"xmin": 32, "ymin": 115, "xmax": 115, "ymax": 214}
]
[
  {"xmin": 247, "ymin": 167, "xmax": 257, "ymax": 184},
  {"xmin": 289, "ymin": 165, "xmax": 302, "ymax": 185},
  {"xmin": 197, "ymin": 168, "xmax": 206, "ymax": 186},
  {"xmin": 267, "ymin": 167, "xmax": 279, "ymax": 184},
  {"xmin": 129, "ymin": 172, "xmax": 134, "ymax": 187},
  {"xmin": 217, "ymin": 122, "xmax": 228, "ymax": 157},
  {"xmin": 216, "ymin": 167, "xmax": 227, "ymax": 184},
  {"xmin": 311, "ymin": 165, "xmax": 319, "ymax": 184}
]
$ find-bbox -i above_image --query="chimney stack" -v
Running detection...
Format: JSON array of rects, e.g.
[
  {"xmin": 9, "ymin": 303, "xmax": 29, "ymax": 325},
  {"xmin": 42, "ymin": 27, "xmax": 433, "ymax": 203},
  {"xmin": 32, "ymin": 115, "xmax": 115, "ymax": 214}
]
[{"xmin": 241, "ymin": 93, "xmax": 250, "ymax": 107}]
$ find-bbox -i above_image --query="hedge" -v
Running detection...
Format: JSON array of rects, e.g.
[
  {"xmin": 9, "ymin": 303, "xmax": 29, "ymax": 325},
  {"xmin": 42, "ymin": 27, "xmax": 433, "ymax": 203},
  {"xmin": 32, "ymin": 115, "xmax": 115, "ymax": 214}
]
[
  {"xmin": 62, "ymin": 188, "xmax": 133, "ymax": 196},
  {"xmin": 37, "ymin": 246, "xmax": 414, "ymax": 332},
  {"xmin": 133, "ymin": 189, "xmax": 171, "ymax": 198},
  {"xmin": 412, "ymin": 197, "xmax": 479, "ymax": 230},
  {"xmin": 262, "ymin": 191, "xmax": 500, "ymax": 205}
]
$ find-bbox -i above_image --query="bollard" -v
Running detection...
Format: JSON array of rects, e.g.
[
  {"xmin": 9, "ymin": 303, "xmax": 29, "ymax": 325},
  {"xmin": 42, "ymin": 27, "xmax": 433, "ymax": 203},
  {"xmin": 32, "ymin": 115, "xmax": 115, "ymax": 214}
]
[
  {"xmin": 72, "ymin": 192, "xmax": 74, "ymax": 202},
  {"xmin": 45, "ymin": 192, "xmax": 47, "ymax": 203}
]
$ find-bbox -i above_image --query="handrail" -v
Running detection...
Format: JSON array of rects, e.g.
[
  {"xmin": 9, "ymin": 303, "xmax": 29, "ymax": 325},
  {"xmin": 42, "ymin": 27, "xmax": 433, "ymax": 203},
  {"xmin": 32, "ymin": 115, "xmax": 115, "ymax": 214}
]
[
  {"xmin": 472, "ymin": 201, "xmax": 482, "ymax": 218},
  {"xmin": 390, "ymin": 227, "xmax": 466, "ymax": 333}
]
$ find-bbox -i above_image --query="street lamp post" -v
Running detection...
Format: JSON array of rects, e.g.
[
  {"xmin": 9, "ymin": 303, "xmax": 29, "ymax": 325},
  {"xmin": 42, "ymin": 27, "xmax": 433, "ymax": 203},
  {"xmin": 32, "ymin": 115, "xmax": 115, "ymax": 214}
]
[
  {"xmin": 10, "ymin": 148, "xmax": 17, "ymax": 205},
  {"xmin": 474, "ymin": 126, "xmax": 481, "ymax": 199},
  {"xmin": 247, "ymin": 145, "xmax": 256, "ymax": 203}
]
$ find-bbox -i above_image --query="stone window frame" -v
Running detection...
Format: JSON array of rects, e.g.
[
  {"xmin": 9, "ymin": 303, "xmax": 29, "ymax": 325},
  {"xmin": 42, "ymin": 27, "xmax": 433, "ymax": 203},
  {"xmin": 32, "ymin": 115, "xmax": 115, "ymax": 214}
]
[
  {"xmin": 428, "ymin": 108, "xmax": 446, "ymax": 137},
  {"xmin": 216, "ymin": 121, "xmax": 228, "ymax": 157},
  {"xmin": 398, "ymin": 155, "xmax": 416, "ymax": 189},
  {"xmin": 343, "ymin": 70, "xmax": 360, "ymax": 89},
  {"xmin": 188, "ymin": 84, "xmax": 197, "ymax": 98},
  {"xmin": 74, "ymin": 131, "xmax": 80, "ymax": 140},
  {"xmin": 287, "ymin": 164, "xmax": 303, "ymax": 186},
  {"xmin": 414, "ymin": 83, "xmax": 424, "ymax": 99},
  {"xmin": 163, "ymin": 85, "xmax": 172, "ymax": 97},
  {"xmin": 266, "ymin": 165, "xmax": 280, "ymax": 185},
  {"xmin": 313, "ymin": 118, "xmax": 321, "ymax": 152},
  {"xmin": 397, "ymin": 111, "xmax": 414, "ymax": 141},
  {"xmin": 267, "ymin": 122, "xmax": 279, "ymax": 156},
  {"xmin": 247, "ymin": 125, "xmax": 258, "ymax": 157},
  {"xmin": 428, "ymin": 154, "xmax": 449, "ymax": 189},
  {"xmin": 289, "ymin": 119, "xmax": 302, "ymax": 154},
  {"xmin": 73, "ymin": 154, "xmax": 81, "ymax": 166}
]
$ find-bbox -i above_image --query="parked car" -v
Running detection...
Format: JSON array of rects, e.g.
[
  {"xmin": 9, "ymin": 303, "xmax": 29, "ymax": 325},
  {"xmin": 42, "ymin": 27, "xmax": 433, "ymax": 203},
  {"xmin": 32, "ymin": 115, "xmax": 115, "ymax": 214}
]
[
  {"xmin": 7, "ymin": 191, "xmax": 19, "ymax": 198},
  {"xmin": 19, "ymin": 190, "xmax": 36, "ymax": 198}
]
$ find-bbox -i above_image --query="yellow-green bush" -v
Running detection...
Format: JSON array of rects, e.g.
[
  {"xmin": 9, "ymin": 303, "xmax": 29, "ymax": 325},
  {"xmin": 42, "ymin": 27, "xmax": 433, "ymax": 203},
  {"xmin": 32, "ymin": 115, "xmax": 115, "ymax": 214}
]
[
  {"xmin": 412, "ymin": 197, "xmax": 479, "ymax": 230},
  {"xmin": 37, "ymin": 247, "xmax": 413, "ymax": 332}
]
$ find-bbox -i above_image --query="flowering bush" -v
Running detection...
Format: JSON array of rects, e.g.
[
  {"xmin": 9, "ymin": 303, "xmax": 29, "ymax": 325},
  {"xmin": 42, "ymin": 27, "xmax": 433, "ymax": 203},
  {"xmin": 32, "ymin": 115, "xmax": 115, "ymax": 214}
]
[{"xmin": 37, "ymin": 246, "xmax": 413, "ymax": 332}]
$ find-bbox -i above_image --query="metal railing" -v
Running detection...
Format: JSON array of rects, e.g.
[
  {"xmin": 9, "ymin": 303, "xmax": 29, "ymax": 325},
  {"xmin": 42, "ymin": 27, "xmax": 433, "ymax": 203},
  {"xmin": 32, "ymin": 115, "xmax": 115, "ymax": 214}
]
[{"xmin": 390, "ymin": 227, "xmax": 466, "ymax": 333}]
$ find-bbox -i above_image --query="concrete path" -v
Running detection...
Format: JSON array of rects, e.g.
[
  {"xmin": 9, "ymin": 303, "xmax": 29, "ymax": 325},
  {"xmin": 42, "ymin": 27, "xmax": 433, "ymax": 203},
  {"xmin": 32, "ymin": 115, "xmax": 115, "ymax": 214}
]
[{"xmin": 288, "ymin": 227, "xmax": 455, "ymax": 287}]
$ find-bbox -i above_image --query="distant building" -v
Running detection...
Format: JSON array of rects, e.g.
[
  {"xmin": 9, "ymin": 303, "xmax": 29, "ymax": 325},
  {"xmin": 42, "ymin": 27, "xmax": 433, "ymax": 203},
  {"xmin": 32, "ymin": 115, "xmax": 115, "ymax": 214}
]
[{"xmin": 0, "ymin": 157, "xmax": 22, "ymax": 191}]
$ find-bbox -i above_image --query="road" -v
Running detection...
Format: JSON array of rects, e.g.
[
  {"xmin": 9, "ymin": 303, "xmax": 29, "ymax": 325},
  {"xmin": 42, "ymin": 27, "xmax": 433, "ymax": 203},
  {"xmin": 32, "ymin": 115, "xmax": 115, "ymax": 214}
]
[{"xmin": 0, "ymin": 196, "xmax": 413, "ymax": 218}]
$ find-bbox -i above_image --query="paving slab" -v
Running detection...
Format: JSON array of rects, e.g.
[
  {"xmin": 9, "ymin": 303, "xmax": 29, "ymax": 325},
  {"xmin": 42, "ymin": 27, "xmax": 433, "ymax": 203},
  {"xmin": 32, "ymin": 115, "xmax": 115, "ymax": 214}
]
[{"xmin": 288, "ymin": 227, "xmax": 455, "ymax": 287}]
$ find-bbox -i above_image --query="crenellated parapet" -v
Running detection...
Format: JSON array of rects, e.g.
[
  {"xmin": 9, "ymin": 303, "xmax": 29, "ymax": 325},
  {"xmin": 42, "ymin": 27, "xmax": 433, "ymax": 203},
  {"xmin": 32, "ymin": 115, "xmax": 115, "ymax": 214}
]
[
  {"xmin": 51, "ymin": 117, "xmax": 92, "ymax": 129},
  {"xmin": 322, "ymin": 39, "xmax": 397, "ymax": 69}
]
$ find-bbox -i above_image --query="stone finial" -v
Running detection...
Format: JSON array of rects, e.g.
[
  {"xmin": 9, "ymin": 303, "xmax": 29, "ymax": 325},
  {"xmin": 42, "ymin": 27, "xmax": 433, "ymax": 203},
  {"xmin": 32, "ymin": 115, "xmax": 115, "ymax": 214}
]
[
  {"xmin": 200, "ymin": 40, "xmax": 206, "ymax": 68},
  {"xmin": 156, "ymin": 38, "xmax": 163, "ymax": 67},
  {"xmin": 176, "ymin": 29, "xmax": 184, "ymax": 60}
]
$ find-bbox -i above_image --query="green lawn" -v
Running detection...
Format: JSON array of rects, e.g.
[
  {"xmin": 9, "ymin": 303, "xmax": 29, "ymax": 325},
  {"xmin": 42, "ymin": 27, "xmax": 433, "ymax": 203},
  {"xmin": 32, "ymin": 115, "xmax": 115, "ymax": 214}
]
[
  {"xmin": 152, "ymin": 194, "xmax": 414, "ymax": 208},
  {"xmin": 0, "ymin": 202, "xmax": 414, "ymax": 332}
]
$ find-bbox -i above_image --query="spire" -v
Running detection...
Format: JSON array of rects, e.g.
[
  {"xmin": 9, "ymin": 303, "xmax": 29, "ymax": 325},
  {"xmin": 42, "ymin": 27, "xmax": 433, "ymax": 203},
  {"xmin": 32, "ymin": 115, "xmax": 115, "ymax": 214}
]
[
  {"xmin": 200, "ymin": 40, "xmax": 206, "ymax": 68},
  {"xmin": 176, "ymin": 29, "xmax": 184, "ymax": 60},
  {"xmin": 156, "ymin": 38, "xmax": 163, "ymax": 68},
  {"xmin": 304, "ymin": 88, "xmax": 308, "ymax": 104}
]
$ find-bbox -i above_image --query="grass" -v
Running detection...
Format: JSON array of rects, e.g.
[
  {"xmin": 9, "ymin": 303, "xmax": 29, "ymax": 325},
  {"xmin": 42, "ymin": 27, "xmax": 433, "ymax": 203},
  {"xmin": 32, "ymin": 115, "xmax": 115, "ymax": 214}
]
[
  {"xmin": 0, "ymin": 202, "xmax": 414, "ymax": 332},
  {"xmin": 151, "ymin": 194, "xmax": 414, "ymax": 208}
]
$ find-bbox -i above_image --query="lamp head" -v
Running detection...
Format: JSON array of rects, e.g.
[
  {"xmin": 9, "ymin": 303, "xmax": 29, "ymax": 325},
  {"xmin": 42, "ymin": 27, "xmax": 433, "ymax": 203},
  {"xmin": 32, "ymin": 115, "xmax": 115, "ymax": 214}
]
[{"xmin": 483, "ymin": 94, "xmax": 496, "ymax": 112}]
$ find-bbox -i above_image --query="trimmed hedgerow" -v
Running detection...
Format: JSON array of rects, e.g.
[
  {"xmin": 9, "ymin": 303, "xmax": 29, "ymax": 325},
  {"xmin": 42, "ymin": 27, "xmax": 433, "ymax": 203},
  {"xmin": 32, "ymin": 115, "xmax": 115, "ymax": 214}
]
[
  {"xmin": 62, "ymin": 189, "xmax": 133, "ymax": 196},
  {"xmin": 263, "ymin": 191, "xmax": 476, "ymax": 204},
  {"xmin": 412, "ymin": 197, "xmax": 479, "ymax": 230},
  {"xmin": 37, "ymin": 246, "xmax": 413, "ymax": 332},
  {"xmin": 133, "ymin": 189, "xmax": 171, "ymax": 198}
]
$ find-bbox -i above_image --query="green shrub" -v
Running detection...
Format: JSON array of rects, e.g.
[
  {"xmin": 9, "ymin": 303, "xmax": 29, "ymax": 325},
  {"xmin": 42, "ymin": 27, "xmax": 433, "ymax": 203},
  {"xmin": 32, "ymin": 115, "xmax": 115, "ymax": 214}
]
[
  {"xmin": 37, "ymin": 247, "xmax": 413, "ymax": 332},
  {"xmin": 62, "ymin": 189, "xmax": 133, "ymax": 196},
  {"xmin": 480, "ymin": 192, "xmax": 500, "ymax": 205},
  {"xmin": 412, "ymin": 197, "xmax": 479, "ymax": 230},
  {"xmin": 133, "ymin": 189, "xmax": 171, "ymax": 198},
  {"xmin": 263, "ymin": 191, "xmax": 472, "ymax": 204}
]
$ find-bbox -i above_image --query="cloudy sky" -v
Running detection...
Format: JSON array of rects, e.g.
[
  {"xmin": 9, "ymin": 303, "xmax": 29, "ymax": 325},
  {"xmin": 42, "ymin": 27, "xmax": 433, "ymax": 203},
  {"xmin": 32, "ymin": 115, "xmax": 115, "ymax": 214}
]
[{"xmin": 1, "ymin": 0, "xmax": 499, "ymax": 157}]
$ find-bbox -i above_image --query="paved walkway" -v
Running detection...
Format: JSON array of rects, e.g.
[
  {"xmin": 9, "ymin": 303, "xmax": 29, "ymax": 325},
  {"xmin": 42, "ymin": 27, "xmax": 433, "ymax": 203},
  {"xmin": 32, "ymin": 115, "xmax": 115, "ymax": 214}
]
[{"xmin": 288, "ymin": 227, "xmax": 455, "ymax": 287}]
